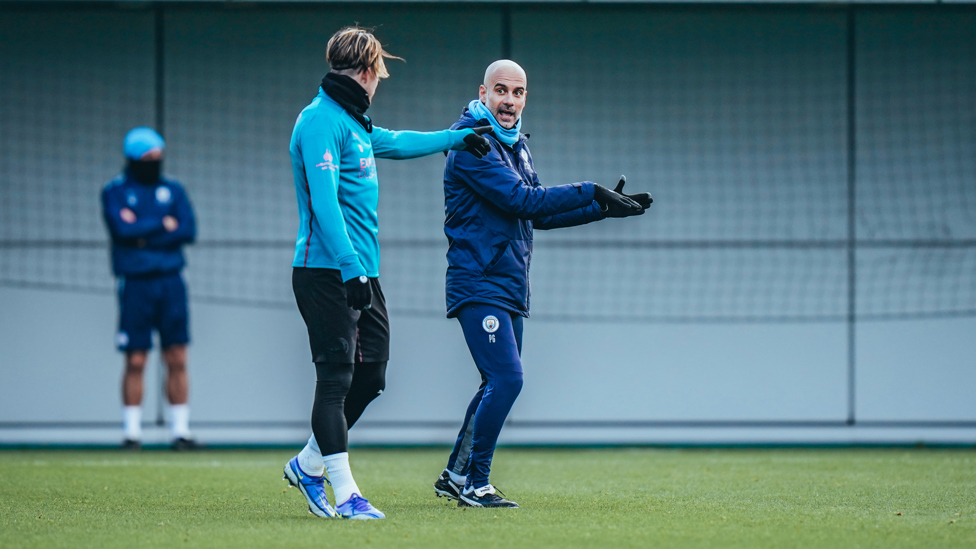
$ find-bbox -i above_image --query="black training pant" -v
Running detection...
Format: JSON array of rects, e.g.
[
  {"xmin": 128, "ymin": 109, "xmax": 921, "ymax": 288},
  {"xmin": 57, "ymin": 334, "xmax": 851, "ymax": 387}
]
[{"xmin": 293, "ymin": 267, "xmax": 390, "ymax": 455}]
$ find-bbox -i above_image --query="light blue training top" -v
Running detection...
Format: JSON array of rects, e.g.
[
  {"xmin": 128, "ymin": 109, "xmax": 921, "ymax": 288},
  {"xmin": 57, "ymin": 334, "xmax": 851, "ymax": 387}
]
[{"xmin": 290, "ymin": 88, "xmax": 474, "ymax": 281}]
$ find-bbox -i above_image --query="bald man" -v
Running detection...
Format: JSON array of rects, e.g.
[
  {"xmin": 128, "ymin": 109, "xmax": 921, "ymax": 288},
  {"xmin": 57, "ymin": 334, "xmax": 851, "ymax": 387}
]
[{"xmin": 432, "ymin": 61, "xmax": 652, "ymax": 507}]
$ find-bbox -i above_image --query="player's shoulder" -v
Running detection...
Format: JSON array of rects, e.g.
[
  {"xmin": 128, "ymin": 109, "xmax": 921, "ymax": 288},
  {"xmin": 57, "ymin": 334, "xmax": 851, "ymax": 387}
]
[
  {"xmin": 159, "ymin": 177, "xmax": 188, "ymax": 196},
  {"xmin": 293, "ymin": 95, "xmax": 323, "ymax": 130},
  {"xmin": 102, "ymin": 174, "xmax": 127, "ymax": 194},
  {"xmin": 305, "ymin": 93, "xmax": 344, "ymax": 121},
  {"xmin": 297, "ymin": 96, "xmax": 350, "ymax": 138}
]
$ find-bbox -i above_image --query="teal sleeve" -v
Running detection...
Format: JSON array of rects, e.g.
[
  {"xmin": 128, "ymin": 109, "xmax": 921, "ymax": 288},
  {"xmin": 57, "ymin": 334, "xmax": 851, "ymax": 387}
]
[
  {"xmin": 370, "ymin": 126, "xmax": 473, "ymax": 160},
  {"xmin": 302, "ymin": 120, "xmax": 366, "ymax": 281}
]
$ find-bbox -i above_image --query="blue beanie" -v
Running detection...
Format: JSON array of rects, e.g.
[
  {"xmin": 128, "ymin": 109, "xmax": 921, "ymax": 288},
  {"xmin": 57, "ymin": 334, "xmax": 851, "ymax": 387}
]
[{"xmin": 123, "ymin": 127, "xmax": 165, "ymax": 160}]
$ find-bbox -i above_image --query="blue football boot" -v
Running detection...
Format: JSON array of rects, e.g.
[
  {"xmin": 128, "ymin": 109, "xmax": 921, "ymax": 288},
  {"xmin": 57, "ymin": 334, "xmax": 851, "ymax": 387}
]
[
  {"xmin": 283, "ymin": 456, "xmax": 337, "ymax": 518},
  {"xmin": 336, "ymin": 494, "xmax": 386, "ymax": 520}
]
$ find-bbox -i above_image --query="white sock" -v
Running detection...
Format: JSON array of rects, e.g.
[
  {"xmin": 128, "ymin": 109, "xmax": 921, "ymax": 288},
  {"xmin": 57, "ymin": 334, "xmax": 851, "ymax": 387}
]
[
  {"xmin": 297, "ymin": 435, "xmax": 325, "ymax": 477},
  {"xmin": 169, "ymin": 404, "xmax": 191, "ymax": 439},
  {"xmin": 323, "ymin": 452, "xmax": 361, "ymax": 505},
  {"xmin": 123, "ymin": 406, "xmax": 141, "ymax": 440},
  {"xmin": 448, "ymin": 469, "xmax": 466, "ymax": 486}
]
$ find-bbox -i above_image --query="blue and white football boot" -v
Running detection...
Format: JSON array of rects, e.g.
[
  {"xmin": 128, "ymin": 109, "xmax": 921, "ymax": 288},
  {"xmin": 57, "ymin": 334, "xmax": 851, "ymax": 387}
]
[
  {"xmin": 336, "ymin": 494, "xmax": 386, "ymax": 520},
  {"xmin": 283, "ymin": 456, "xmax": 337, "ymax": 518}
]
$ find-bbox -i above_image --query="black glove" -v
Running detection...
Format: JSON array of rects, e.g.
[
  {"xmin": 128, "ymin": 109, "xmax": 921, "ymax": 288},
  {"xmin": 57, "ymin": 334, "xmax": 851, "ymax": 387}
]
[
  {"xmin": 594, "ymin": 181, "xmax": 644, "ymax": 218},
  {"xmin": 344, "ymin": 275, "xmax": 372, "ymax": 311},
  {"xmin": 613, "ymin": 175, "xmax": 653, "ymax": 209},
  {"xmin": 461, "ymin": 126, "xmax": 494, "ymax": 159}
]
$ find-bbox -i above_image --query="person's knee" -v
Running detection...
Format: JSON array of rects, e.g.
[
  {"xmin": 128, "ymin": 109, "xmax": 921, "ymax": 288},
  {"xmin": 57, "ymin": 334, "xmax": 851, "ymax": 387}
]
[
  {"xmin": 315, "ymin": 362, "xmax": 354, "ymax": 401},
  {"xmin": 359, "ymin": 361, "xmax": 387, "ymax": 396},
  {"xmin": 363, "ymin": 373, "xmax": 385, "ymax": 397},
  {"xmin": 492, "ymin": 369, "xmax": 523, "ymax": 399},
  {"xmin": 125, "ymin": 351, "xmax": 148, "ymax": 374},
  {"xmin": 163, "ymin": 345, "xmax": 187, "ymax": 373},
  {"xmin": 507, "ymin": 371, "xmax": 524, "ymax": 395},
  {"xmin": 163, "ymin": 344, "xmax": 186, "ymax": 368}
]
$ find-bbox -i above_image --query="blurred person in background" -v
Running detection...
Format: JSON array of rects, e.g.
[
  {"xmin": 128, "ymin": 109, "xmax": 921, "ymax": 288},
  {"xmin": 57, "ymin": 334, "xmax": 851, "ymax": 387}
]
[
  {"xmin": 101, "ymin": 127, "xmax": 197, "ymax": 451},
  {"xmin": 432, "ymin": 60, "xmax": 653, "ymax": 508},
  {"xmin": 281, "ymin": 27, "xmax": 492, "ymax": 520}
]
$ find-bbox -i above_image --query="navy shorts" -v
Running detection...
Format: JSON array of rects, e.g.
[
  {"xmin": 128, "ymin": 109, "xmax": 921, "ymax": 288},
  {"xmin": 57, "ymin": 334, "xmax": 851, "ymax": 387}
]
[{"xmin": 116, "ymin": 272, "xmax": 189, "ymax": 352}]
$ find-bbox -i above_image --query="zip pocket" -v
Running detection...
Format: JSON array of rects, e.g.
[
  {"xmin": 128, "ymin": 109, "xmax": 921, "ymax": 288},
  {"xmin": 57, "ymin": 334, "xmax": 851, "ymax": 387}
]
[{"xmin": 483, "ymin": 241, "xmax": 511, "ymax": 276}]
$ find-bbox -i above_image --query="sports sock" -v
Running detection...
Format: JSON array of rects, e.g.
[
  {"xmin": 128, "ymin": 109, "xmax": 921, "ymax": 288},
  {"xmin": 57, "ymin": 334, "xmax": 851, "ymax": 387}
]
[
  {"xmin": 323, "ymin": 452, "xmax": 361, "ymax": 505},
  {"xmin": 297, "ymin": 435, "xmax": 325, "ymax": 477},
  {"xmin": 123, "ymin": 405, "xmax": 141, "ymax": 440},
  {"xmin": 447, "ymin": 469, "xmax": 466, "ymax": 486},
  {"xmin": 169, "ymin": 404, "xmax": 191, "ymax": 439}
]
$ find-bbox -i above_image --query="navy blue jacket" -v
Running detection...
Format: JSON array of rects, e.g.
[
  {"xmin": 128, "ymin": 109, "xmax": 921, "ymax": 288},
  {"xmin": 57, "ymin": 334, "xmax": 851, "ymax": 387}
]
[
  {"xmin": 101, "ymin": 174, "xmax": 196, "ymax": 277},
  {"xmin": 444, "ymin": 108, "xmax": 606, "ymax": 318}
]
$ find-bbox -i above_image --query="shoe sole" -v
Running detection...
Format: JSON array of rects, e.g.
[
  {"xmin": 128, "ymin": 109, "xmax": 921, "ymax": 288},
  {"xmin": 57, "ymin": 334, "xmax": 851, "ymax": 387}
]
[
  {"xmin": 434, "ymin": 487, "xmax": 460, "ymax": 501},
  {"xmin": 342, "ymin": 513, "xmax": 385, "ymax": 520},
  {"xmin": 283, "ymin": 464, "xmax": 337, "ymax": 518},
  {"xmin": 458, "ymin": 495, "xmax": 519, "ymax": 508}
]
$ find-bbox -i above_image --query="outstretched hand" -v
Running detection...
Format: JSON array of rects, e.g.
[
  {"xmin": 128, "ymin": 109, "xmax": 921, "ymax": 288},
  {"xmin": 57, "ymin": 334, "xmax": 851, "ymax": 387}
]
[
  {"xmin": 461, "ymin": 126, "xmax": 494, "ymax": 158},
  {"xmin": 594, "ymin": 179, "xmax": 644, "ymax": 218},
  {"xmin": 613, "ymin": 175, "xmax": 653, "ymax": 209}
]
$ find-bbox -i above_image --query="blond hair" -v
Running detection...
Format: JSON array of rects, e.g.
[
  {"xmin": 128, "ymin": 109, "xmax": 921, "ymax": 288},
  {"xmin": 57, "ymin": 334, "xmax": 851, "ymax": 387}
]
[{"xmin": 326, "ymin": 27, "xmax": 403, "ymax": 79}]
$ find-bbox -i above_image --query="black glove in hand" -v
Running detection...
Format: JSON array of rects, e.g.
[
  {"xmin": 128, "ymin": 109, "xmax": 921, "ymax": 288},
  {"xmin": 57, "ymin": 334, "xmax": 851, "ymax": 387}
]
[
  {"xmin": 594, "ymin": 182, "xmax": 643, "ymax": 218},
  {"xmin": 345, "ymin": 275, "xmax": 372, "ymax": 311},
  {"xmin": 461, "ymin": 126, "xmax": 494, "ymax": 159},
  {"xmin": 613, "ymin": 175, "xmax": 653, "ymax": 209}
]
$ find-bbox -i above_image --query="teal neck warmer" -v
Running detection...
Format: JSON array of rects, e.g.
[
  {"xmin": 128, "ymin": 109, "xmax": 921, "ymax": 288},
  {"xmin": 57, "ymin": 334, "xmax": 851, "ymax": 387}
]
[{"xmin": 468, "ymin": 99, "xmax": 521, "ymax": 146}]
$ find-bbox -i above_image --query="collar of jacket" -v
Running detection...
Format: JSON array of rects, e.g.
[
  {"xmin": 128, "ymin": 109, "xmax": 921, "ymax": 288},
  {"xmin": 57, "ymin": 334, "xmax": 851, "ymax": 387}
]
[{"xmin": 470, "ymin": 113, "xmax": 529, "ymax": 151}]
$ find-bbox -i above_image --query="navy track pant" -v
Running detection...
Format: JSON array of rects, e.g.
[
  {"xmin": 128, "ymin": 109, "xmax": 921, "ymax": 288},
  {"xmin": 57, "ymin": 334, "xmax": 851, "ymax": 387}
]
[{"xmin": 446, "ymin": 304, "xmax": 524, "ymax": 489}]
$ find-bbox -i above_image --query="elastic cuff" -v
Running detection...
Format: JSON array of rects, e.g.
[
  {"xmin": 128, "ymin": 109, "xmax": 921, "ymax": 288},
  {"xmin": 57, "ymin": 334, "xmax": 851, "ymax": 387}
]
[
  {"xmin": 594, "ymin": 201, "xmax": 609, "ymax": 219},
  {"xmin": 337, "ymin": 255, "xmax": 367, "ymax": 282},
  {"xmin": 449, "ymin": 129, "xmax": 474, "ymax": 151},
  {"xmin": 580, "ymin": 182, "xmax": 597, "ymax": 202}
]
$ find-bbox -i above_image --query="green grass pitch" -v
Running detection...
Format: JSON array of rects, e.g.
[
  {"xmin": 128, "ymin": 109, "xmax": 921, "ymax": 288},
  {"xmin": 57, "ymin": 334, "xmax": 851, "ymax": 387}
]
[{"xmin": 1, "ymin": 447, "xmax": 973, "ymax": 548}]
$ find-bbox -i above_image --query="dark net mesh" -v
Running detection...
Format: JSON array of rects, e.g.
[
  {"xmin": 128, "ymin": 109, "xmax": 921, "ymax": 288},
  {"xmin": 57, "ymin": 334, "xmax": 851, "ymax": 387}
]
[{"xmin": 1, "ymin": 6, "xmax": 973, "ymax": 322}]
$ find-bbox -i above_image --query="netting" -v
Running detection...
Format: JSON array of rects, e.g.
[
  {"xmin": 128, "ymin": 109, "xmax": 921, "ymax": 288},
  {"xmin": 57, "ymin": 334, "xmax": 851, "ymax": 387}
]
[{"xmin": 1, "ymin": 6, "xmax": 974, "ymax": 323}]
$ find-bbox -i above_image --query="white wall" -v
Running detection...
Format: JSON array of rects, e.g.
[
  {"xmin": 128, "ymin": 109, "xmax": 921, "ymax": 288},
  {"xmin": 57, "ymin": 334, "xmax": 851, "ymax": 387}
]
[{"xmin": 3, "ymin": 285, "xmax": 974, "ymax": 446}]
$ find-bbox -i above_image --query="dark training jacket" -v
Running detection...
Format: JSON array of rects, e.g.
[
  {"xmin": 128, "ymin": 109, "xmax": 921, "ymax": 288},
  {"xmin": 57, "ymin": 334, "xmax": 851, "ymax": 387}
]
[
  {"xmin": 443, "ymin": 107, "xmax": 606, "ymax": 318},
  {"xmin": 101, "ymin": 174, "xmax": 196, "ymax": 277}
]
